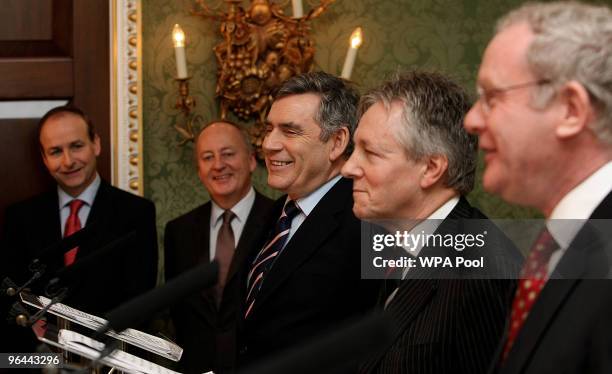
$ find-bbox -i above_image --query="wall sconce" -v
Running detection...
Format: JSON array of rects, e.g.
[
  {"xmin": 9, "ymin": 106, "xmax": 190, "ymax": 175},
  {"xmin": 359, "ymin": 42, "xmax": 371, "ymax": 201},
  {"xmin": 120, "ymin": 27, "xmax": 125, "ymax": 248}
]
[
  {"xmin": 172, "ymin": 24, "xmax": 202, "ymax": 145},
  {"xmin": 191, "ymin": 0, "xmax": 335, "ymax": 154}
]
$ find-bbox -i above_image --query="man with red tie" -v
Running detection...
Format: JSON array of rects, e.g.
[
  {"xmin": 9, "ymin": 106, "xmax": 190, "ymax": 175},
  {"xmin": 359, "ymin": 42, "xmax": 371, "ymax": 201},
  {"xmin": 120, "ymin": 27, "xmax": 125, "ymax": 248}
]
[
  {"xmin": 1, "ymin": 106, "xmax": 158, "ymax": 351},
  {"xmin": 464, "ymin": 2, "xmax": 612, "ymax": 373}
]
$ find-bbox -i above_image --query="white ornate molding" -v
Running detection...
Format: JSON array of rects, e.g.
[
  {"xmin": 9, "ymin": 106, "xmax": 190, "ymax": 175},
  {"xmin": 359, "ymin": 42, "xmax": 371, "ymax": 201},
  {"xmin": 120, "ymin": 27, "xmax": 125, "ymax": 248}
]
[{"xmin": 111, "ymin": 0, "xmax": 143, "ymax": 195}]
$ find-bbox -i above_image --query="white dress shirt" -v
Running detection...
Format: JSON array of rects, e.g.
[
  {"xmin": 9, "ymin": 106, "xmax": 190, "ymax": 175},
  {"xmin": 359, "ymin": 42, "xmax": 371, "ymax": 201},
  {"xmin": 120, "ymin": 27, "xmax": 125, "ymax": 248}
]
[
  {"xmin": 209, "ymin": 186, "xmax": 256, "ymax": 261},
  {"xmin": 385, "ymin": 196, "xmax": 460, "ymax": 308},
  {"xmin": 547, "ymin": 161, "xmax": 612, "ymax": 274},
  {"xmin": 58, "ymin": 173, "xmax": 101, "ymax": 236},
  {"xmin": 286, "ymin": 174, "xmax": 342, "ymax": 245}
]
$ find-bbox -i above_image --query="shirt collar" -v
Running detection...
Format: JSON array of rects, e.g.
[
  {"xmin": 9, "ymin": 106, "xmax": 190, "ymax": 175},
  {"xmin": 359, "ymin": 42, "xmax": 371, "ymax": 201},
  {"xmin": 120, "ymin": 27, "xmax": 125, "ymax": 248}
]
[
  {"xmin": 57, "ymin": 173, "xmax": 101, "ymax": 209},
  {"xmin": 548, "ymin": 161, "xmax": 612, "ymax": 248},
  {"xmin": 292, "ymin": 175, "xmax": 342, "ymax": 217},
  {"xmin": 211, "ymin": 186, "xmax": 255, "ymax": 227},
  {"xmin": 401, "ymin": 196, "xmax": 460, "ymax": 257}
]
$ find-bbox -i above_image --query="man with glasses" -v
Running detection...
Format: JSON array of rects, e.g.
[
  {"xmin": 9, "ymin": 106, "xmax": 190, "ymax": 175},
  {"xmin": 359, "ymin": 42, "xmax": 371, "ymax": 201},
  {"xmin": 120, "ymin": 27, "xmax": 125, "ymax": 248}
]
[{"xmin": 464, "ymin": 2, "xmax": 612, "ymax": 373}]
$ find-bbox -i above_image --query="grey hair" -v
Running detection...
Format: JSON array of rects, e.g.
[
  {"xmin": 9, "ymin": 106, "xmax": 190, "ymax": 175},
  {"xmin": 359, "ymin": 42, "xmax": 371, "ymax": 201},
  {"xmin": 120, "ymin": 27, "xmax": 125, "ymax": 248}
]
[
  {"xmin": 497, "ymin": 1, "xmax": 612, "ymax": 145},
  {"xmin": 359, "ymin": 71, "xmax": 477, "ymax": 195},
  {"xmin": 274, "ymin": 71, "xmax": 360, "ymax": 157}
]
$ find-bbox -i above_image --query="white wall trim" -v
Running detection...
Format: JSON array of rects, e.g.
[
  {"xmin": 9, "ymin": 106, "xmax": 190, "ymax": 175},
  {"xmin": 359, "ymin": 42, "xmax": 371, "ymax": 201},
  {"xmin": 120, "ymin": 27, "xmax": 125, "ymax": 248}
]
[{"xmin": 111, "ymin": 0, "xmax": 143, "ymax": 195}]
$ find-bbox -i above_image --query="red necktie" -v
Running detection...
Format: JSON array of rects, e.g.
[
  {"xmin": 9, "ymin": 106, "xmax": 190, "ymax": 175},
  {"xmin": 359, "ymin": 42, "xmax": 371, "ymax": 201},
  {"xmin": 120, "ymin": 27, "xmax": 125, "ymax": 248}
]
[
  {"xmin": 501, "ymin": 227, "xmax": 559, "ymax": 361},
  {"xmin": 63, "ymin": 199, "xmax": 85, "ymax": 266}
]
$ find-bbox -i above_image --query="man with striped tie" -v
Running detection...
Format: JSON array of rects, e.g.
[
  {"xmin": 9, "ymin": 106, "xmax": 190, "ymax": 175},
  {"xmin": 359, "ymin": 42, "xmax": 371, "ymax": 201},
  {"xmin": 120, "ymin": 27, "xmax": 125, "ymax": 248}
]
[
  {"xmin": 464, "ymin": 2, "xmax": 612, "ymax": 373},
  {"xmin": 238, "ymin": 71, "xmax": 380, "ymax": 369}
]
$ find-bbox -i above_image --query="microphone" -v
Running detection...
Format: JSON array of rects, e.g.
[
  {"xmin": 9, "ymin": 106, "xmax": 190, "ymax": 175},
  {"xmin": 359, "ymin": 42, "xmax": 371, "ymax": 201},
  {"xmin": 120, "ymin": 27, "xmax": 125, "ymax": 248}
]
[
  {"xmin": 237, "ymin": 312, "xmax": 394, "ymax": 374},
  {"xmin": 100, "ymin": 260, "xmax": 219, "ymax": 334},
  {"xmin": 8, "ymin": 302, "xmax": 31, "ymax": 327},
  {"xmin": 11, "ymin": 288, "xmax": 69, "ymax": 327},
  {"xmin": 34, "ymin": 221, "xmax": 99, "ymax": 265},
  {"xmin": 47, "ymin": 230, "xmax": 138, "ymax": 292},
  {"xmin": 2, "ymin": 222, "xmax": 99, "ymax": 297},
  {"xmin": 1, "ymin": 277, "xmax": 20, "ymax": 297},
  {"xmin": 90, "ymin": 260, "xmax": 219, "ymax": 364}
]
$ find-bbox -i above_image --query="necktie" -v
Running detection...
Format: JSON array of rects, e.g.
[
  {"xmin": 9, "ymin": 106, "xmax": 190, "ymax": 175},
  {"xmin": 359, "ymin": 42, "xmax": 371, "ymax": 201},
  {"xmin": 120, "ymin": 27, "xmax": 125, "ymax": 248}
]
[
  {"xmin": 501, "ymin": 227, "xmax": 559, "ymax": 361},
  {"xmin": 63, "ymin": 199, "xmax": 85, "ymax": 266},
  {"xmin": 244, "ymin": 200, "xmax": 300, "ymax": 318},
  {"xmin": 214, "ymin": 210, "xmax": 236, "ymax": 305}
]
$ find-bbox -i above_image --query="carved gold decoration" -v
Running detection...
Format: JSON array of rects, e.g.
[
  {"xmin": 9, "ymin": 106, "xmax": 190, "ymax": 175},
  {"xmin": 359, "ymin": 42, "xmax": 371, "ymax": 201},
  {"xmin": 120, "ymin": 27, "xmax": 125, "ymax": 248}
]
[
  {"xmin": 192, "ymin": 0, "xmax": 334, "ymax": 152},
  {"xmin": 174, "ymin": 78, "xmax": 204, "ymax": 145}
]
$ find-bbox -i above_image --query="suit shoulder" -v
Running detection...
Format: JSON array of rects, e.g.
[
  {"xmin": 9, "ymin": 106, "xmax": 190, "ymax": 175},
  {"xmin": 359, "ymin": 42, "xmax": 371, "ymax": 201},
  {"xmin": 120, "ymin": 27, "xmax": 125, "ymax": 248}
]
[
  {"xmin": 102, "ymin": 184, "xmax": 155, "ymax": 209},
  {"xmin": 166, "ymin": 202, "xmax": 210, "ymax": 229},
  {"xmin": 254, "ymin": 189, "xmax": 275, "ymax": 207},
  {"xmin": 5, "ymin": 190, "xmax": 56, "ymax": 217}
]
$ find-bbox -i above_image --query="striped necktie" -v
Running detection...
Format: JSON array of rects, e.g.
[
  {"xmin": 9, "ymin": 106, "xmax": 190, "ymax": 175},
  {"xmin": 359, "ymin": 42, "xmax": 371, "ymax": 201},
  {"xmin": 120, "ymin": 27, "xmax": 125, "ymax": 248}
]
[{"xmin": 244, "ymin": 200, "xmax": 300, "ymax": 318}]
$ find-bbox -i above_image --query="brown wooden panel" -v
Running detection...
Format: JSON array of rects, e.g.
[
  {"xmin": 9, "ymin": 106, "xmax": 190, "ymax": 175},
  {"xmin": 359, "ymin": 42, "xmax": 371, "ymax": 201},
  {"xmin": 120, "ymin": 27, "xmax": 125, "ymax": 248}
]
[
  {"xmin": 0, "ymin": 0, "xmax": 53, "ymax": 40},
  {"xmin": 72, "ymin": 0, "xmax": 111, "ymax": 182},
  {"xmin": 0, "ymin": 0, "xmax": 72, "ymax": 57},
  {"xmin": 0, "ymin": 119, "xmax": 55, "ymax": 230},
  {"xmin": 52, "ymin": 0, "xmax": 73, "ymax": 56},
  {"xmin": 0, "ymin": 58, "xmax": 73, "ymax": 99}
]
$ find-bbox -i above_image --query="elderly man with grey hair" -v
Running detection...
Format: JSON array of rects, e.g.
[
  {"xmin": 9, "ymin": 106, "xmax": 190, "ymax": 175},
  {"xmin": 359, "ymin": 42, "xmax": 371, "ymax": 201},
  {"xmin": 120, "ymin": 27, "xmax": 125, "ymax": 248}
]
[
  {"xmin": 464, "ymin": 2, "xmax": 612, "ymax": 374},
  {"xmin": 237, "ymin": 71, "xmax": 379, "ymax": 369},
  {"xmin": 342, "ymin": 71, "xmax": 518, "ymax": 374}
]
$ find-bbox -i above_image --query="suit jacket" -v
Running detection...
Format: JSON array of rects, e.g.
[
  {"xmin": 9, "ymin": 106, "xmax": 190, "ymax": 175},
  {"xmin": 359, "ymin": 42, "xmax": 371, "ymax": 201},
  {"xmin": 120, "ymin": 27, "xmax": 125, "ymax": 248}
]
[
  {"xmin": 1, "ymin": 180, "xmax": 158, "ymax": 351},
  {"xmin": 495, "ymin": 191, "xmax": 612, "ymax": 374},
  {"xmin": 164, "ymin": 190, "xmax": 273, "ymax": 374},
  {"xmin": 238, "ymin": 177, "xmax": 381, "ymax": 369},
  {"xmin": 361, "ymin": 196, "xmax": 519, "ymax": 374}
]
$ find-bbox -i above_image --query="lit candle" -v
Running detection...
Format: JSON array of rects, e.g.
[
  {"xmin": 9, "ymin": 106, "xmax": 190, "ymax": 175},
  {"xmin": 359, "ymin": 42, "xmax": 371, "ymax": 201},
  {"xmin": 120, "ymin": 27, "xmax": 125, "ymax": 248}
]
[
  {"xmin": 172, "ymin": 24, "xmax": 188, "ymax": 79},
  {"xmin": 292, "ymin": 0, "xmax": 303, "ymax": 18},
  {"xmin": 340, "ymin": 27, "xmax": 363, "ymax": 80}
]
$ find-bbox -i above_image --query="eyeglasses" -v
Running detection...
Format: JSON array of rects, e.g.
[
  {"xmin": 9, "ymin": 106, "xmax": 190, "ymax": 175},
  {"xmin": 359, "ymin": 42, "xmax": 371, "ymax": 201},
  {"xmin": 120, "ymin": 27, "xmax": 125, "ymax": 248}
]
[{"xmin": 476, "ymin": 79, "xmax": 551, "ymax": 115}]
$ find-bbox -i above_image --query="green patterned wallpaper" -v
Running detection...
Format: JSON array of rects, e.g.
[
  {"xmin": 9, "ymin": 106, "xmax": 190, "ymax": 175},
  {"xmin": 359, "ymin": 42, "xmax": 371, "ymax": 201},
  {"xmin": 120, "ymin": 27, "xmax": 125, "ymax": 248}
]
[{"xmin": 142, "ymin": 0, "xmax": 552, "ymax": 246}]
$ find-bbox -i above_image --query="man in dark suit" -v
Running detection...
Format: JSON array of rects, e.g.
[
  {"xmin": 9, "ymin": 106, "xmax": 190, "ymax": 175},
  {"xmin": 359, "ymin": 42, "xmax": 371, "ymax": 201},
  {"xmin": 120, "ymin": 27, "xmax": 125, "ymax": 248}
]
[
  {"xmin": 237, "ymin": 72, "xmax": 379, "ymax": 369},
  {"xmin": 1, "ymin": 106, "xmax": 157, "ymax": 351},
  {"xmin": 164, "ymin": 121, "xmax": 273, "ymax": 374},
  {"xmin": 342, "ymin": 71, "xmax": 518, "ymax": 374},
  {"xmin": 464, "ymin": 2, "xmax": 612, "ymax": 373}
]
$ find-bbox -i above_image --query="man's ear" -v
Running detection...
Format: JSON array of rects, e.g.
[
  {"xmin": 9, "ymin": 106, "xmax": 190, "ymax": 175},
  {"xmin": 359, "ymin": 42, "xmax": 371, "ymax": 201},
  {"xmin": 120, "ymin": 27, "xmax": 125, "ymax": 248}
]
[
  {"xmin": 93, "ymin": 134, "xmax": 101, "ymax": 156},
  {"xmin": 419, "ymin": 154, "xmax": 448, "ymax": 189},
  {"xmin": 329, "ymin": 127, "xmax": 350, "ymax": 162},
  {"xmin": 556, "ymin": 81, "xmax": 594, "ymax": 139},
  {"xmin": 248, "ymin": 151, "xmax": 257, "ymax": 172}
]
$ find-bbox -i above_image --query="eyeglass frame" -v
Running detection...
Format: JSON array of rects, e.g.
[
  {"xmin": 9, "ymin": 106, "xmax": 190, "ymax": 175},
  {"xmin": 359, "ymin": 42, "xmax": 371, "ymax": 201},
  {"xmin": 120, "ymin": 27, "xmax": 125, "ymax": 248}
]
[{"xmin": 475, "ymin": 79, "xmax": 552, "ymax": 115}]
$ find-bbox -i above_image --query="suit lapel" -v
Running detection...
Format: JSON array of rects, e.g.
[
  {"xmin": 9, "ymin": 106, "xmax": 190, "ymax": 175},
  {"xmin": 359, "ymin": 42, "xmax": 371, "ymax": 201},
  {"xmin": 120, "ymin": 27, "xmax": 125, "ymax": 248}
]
[
  {"xmin": 193, "ymin": 203, "xmax": 217, "ymax": 317},
  {"xmin": 227, "ymin": 192, "xmax": 270, "ymax": 284},
  {"xmin": 500, "ymin": 193, "xmax": 612, "ymax": 374},
  {"xmin": 498, "ymin": 279, "xmax": 577, "ymax": 374},
  {"xmin": 362, "ymin": 197, "xmax": 474, "ymax": 372},
  {"xmin": 194, "ymin": 203, "xmax": 212, "ymax": 265},
  {"xmin": 361, "ymin": 279, "xmax": 438, "ymax": 373},
  {"xmin": 80, "ymin": 181, "xmax": 111, "ymax": 260},
  {"xmin": 35, "ymin": 191, "xmax": 63, "ymax": 269},
  {"xmin": 249, "ymin": 178, "xmax": 349, "ymax": 314}
]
